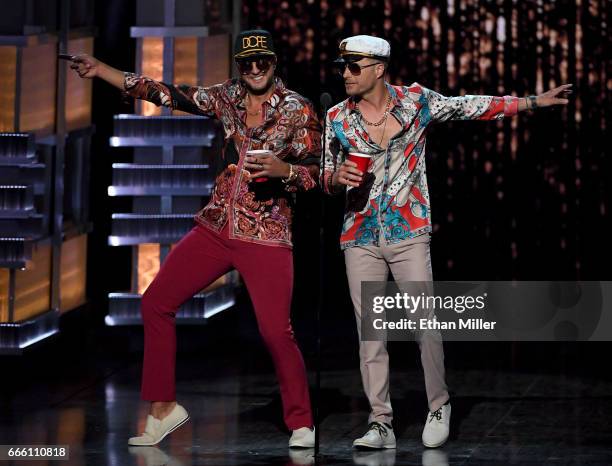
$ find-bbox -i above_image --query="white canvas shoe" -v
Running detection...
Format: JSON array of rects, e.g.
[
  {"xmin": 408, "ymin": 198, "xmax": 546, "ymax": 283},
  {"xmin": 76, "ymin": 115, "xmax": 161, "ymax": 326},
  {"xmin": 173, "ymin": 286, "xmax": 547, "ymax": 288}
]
[
  {"xmin": 128, "ymin": 404, "xmax": 190, "ymax": 446},
  {"xmin": 289, "ymin": 427, "xmax": 315, "ymax": 448},
  {"xmin": 353, "ymin": 422, "xmax": 396, "ymax": 449},
  {"xmin": 422, "ymin": 402, "xmax": 451, "ymax": 448}
]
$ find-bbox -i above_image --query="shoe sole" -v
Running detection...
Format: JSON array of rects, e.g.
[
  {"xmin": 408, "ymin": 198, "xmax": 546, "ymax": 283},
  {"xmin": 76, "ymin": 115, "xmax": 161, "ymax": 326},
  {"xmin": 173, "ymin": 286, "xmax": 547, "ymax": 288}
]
[
  {"xmin": 128, "ymin": 415, "xmax": 190, "ymax": 447},
  {"xmin": 288, "ymin": 440, "xmax": 315, "ymax": 449},
  {"xmin": 353, "ymin": 441, "xmax": 396, "ymax": 450},
  {"xmin": 422, "ymin": 437, "xmax": 448, "ymax": 448}
]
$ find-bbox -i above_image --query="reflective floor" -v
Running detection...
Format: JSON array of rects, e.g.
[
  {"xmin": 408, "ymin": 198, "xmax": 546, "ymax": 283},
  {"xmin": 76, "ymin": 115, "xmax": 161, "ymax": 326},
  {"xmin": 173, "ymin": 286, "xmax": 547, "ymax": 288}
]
[{"xmin": 1, "ymin": 304, "xmax": 611, "ymax": 465}]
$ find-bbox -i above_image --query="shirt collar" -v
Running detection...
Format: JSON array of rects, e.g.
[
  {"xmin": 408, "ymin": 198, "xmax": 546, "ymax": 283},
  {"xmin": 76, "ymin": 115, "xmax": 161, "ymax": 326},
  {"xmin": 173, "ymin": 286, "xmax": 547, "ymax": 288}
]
[
  {"xmin": 385, "ymin": 82, "xmax": 403, "ymax": 109},
  {"xmin": 235, "ymin": 76, "xmax": 286, "ymax": 109},
  {"xmin": 347, "ymin": 81, "xmax": 401, "ymax": 114}
]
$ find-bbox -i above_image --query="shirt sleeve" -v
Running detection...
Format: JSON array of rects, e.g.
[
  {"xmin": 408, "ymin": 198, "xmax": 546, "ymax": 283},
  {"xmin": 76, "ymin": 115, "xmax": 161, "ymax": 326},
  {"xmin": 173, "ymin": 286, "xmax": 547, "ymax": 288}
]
[
  {"xmin": 321, "ymin": 110, "xmax": 345, "ymax": 195},
  {"xmin": 421, "ymin": 84, "xmax": 520, "ymax": 123},
  {"xmin": 122, "ymin": 72, "xmax": 224, "ymax": 117},
  {"xmin": 283, "ymin": 100, "xmax": 321, "ymax": 193}
]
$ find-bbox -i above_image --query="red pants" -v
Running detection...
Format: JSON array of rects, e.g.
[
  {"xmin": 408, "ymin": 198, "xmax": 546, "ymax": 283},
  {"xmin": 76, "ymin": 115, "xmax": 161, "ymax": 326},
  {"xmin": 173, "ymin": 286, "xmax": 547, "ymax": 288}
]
[{"xmin": 140, "ymin": 223, "xmax": 313, "ymax": 430}]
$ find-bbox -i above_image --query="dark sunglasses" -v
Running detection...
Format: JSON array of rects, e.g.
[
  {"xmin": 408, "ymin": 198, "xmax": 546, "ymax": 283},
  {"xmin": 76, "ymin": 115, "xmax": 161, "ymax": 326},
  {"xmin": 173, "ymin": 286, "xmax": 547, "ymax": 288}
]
[
  {"xmin": 334, "ymin": 59, "xmax": 380, "ymax": 76},
  {"xmin": 235, "ymin": 56, "xmax": 276, "ymax": 75}
]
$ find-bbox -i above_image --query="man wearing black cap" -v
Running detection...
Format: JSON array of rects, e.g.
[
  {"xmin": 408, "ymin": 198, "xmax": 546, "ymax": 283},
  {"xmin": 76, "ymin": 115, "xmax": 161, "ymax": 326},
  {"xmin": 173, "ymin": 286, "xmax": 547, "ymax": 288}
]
[
  {"xmin": 69, "ymin": 29, "xmax": 319, "ymax": 448},
  {"xmin": 322, "ymin": 34, "xmax": 572, "ymax": 450}
]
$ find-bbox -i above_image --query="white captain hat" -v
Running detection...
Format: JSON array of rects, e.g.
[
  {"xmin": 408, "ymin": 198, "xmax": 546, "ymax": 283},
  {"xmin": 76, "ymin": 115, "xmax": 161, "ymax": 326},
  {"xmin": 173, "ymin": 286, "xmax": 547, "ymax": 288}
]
[{"xmin": 338, "ymin": 35, "xmax": 391, "ymax": 60}]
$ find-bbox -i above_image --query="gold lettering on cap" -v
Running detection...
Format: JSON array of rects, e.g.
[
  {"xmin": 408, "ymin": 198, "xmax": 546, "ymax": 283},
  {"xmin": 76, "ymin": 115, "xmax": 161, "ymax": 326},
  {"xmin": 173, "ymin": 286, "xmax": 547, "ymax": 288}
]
[{"xmin": 242, "ymin": 35, "xmax": 267, "ymax": 49}]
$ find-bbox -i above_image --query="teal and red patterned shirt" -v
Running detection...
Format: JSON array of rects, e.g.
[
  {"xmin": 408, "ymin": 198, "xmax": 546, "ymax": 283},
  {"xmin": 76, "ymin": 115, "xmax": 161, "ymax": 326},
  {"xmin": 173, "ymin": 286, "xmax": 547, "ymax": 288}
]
[
  {"xmin": 322, "ymin": 82, "xmax": 519, "ymax": 250},
  {"xmin": 123, "ymin": 74, "xmax": 321, "ymax": 248}
]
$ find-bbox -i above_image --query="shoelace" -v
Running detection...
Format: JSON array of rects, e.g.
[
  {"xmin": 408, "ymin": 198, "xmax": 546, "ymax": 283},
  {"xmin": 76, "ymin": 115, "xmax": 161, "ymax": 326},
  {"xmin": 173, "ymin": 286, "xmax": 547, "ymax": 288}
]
[
  {"xmin": 428, "ymin": 407, "xmax": 443, "ymax": 423},
  {"xmin": 367, "ymin": 422, "xmax": 389, "ymax": 437}
]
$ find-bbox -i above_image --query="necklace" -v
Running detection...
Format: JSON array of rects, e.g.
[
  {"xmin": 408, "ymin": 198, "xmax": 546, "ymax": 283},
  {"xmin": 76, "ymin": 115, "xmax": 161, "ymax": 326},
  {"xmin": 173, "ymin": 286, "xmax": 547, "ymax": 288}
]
[
  {"xmin": 378, "ymin": 111, "xmax": 389, "ymax": 148},
  {"xmin": 245, "ymin": 94, "xmax": 262, "ymax": 116},
  {"xmin": 358, "ymin": 93, "xmax": 392, "ymax": 127}
]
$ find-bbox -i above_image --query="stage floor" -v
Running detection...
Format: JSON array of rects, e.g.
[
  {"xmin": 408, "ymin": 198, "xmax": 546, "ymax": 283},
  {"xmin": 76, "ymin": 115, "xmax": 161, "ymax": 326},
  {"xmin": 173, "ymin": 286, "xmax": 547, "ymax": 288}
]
[{"xmin": 1, "ymin": 306, "xmax": 611, "ymax": 465}]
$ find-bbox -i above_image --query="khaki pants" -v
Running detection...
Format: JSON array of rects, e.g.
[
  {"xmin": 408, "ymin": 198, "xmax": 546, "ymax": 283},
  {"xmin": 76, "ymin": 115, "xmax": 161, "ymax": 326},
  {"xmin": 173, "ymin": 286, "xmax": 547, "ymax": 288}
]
[{"xmin": 344, "ymin": 233, "xmax": 449, "ymax": 424}]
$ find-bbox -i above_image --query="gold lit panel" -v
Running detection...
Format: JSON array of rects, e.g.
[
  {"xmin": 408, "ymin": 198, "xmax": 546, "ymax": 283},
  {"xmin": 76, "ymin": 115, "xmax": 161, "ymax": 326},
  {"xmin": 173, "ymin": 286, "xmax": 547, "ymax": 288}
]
[
  {"xmin": 137, "ymin": 35, "xmax": 231, "ymax": 116},
  {"xmin": 173, "ymin": 37, "xmax": 198, "ymax": 117},
  {"xmin": 0, "ymin": 46, "xmax": 17, "ymax": 133},
  {"xmin": 137, "ymin": 243, "xmax": 160, "ymax": 294},
  {"xmin": 19, "ymin": 42, "xmax": 57, "ymax": 137},
  {"xmin": 10, "ymin": 242, "xmax": 51, "ymax": 322},
  {"xmin": 134, "ymin": 33, "xmax": 233, "ymax": 296},
  {"xmin": 203, "ymin": 274, "xmax": 230, "ymax": 292},
  {"xmin": 137, "ymin": 243, "xmax": 230, "ymax": 295},
  {"xmin": 0, "ymin": 269, "xmax": 9, "ymax": 322},
  {"xmin": 201, "ymin": 34, "xmax": 230, "ymax": 87},
  {"xmin": 174, "ymin": 37, "xmax": 198, "ymax": 85},
  {"xmin": 140, "ymin": 37, "xmax": 164, "ymax": 116},
  {"xmin": 65, "ymin": 37, "xmax": 94, "ymax": 132},
  {"xmin": 59, "ymin": 234, "xmax": 88, "ymax": 313}
]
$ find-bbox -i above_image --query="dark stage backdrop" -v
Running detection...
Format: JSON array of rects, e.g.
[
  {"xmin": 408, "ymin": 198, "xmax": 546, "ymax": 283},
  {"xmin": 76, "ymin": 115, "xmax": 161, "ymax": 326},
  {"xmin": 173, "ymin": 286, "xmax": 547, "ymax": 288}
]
[
  {"xmin": 243, "ymin": 0, "xmax": 611, "ymax": 283},
  {"xmin": 85, "ymin": 1, "xmax": 610, "ymax": 341}
]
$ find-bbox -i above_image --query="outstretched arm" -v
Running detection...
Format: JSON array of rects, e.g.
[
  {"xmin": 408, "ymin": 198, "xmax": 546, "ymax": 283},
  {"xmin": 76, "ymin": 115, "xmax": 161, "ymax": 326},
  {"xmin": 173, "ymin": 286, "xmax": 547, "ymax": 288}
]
[
  {"xmin": 516, "ymin": 84, "xmax": 572, "ymax": 111},
  {"xmin": 68, "ymin": 53, "xmax": 222, "ymax": 117},
  {"xmin": 421, "ymin": 83, "xmax": 572, "ymax": 122},
  {"xmin": 68, "ymin": 53, "xmax": 125, "ymax": 88}
]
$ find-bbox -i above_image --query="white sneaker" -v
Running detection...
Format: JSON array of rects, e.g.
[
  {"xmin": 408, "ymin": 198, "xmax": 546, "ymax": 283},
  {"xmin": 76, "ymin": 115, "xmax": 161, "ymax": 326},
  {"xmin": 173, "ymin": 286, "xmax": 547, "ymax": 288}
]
[
  {"xmin": 353, "ymin": 422, "xmax": 396, "ymax": 449},
  {"xmin": 128, "ymin": 404, "xmax": 190, "ymax": 446},
  {"xmin": 422, "ymin": 402, "xmax": 451, "ymax": 448},
  {"xmin": 289, "ymin": 427, "xmax": 315, "ymax": 448}
]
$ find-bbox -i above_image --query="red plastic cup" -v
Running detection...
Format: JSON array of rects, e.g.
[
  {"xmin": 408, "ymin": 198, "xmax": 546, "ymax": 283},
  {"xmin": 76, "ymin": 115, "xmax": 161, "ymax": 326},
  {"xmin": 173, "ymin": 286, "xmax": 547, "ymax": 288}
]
[
  {"xmin": 347, "ymin": 152, "xmax": 372, "ymax": 185},
  {"xmin": 246, "ymin": 149, "xmax": 272, "ymax": 182}
]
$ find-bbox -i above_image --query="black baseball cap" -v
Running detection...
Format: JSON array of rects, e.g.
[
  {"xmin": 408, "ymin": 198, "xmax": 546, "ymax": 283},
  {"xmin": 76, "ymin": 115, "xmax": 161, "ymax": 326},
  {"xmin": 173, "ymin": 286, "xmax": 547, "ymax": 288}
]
[{"xmin": 233, "ymin": 29, "xmax": 276, "ymax": 59}]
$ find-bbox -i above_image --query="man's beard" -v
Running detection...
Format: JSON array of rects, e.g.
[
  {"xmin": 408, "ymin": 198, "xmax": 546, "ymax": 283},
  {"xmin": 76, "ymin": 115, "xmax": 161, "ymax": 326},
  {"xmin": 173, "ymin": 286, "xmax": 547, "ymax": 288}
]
[{"xmin": 242, "ymin": 74, "xmax": 275, "ymax": 95}]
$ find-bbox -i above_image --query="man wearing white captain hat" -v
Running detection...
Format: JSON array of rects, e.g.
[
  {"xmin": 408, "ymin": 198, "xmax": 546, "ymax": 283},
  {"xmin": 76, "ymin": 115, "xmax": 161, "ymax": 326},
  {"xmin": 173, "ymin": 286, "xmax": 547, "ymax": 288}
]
[{"xmin": 322, "ymin": 34, "xmax": 572, "ymax": 449}]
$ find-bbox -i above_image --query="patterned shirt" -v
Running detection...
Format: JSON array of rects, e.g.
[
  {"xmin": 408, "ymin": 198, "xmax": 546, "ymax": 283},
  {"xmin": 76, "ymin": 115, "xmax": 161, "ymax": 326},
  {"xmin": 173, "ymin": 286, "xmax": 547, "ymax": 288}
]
[
  {"xmin": 123, "ymin": 73, "xmax": 321, "ymax": 248},
  {"xmin": 322, "ymin": 82, "xmax": 519, "ymax": 250}
]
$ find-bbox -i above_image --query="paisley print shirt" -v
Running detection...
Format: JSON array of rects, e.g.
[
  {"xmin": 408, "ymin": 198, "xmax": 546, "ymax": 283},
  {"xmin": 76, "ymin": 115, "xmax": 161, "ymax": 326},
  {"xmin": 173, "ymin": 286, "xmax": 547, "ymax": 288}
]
[
  {"xmin": 322, "ymin": 82, "xmax": 519, "ymax": 250},
  {"xmin": 123, "ymin": 73, "xmax": 321, "ymax": 248}
]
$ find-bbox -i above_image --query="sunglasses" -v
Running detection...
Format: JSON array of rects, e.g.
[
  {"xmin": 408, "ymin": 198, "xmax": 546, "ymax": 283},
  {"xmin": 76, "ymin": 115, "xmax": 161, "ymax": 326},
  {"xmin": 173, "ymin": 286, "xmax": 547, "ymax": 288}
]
[
  {"xmin": 235, "ymin": 56, "xmax": 276, "ymax": 75},
  {"xmin": 334, "ymin": 59, "xmax": 381, "ymax": 76}
]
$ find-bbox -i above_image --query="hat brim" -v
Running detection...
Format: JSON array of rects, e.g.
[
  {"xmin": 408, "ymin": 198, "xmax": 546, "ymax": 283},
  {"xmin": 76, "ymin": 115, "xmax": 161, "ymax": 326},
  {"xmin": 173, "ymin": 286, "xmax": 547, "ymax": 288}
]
[
  {"xmin": 339, "ymin": 51, "xmax": 389, "ymax": 61},
  {"xmin": 234, "ymin": 50, "xmax": 277, "ymax": 59}
]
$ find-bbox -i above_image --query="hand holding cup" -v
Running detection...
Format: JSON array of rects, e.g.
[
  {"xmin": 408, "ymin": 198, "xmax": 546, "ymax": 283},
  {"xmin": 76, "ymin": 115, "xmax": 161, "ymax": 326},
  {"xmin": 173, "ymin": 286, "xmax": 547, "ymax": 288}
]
[
  {"xmin": 244, "ymin": 149, "xmax": 273, "ymax": 182},
  {"xmin": 333, "ymin": 152, "xmax": 372, "ymax": 188}
]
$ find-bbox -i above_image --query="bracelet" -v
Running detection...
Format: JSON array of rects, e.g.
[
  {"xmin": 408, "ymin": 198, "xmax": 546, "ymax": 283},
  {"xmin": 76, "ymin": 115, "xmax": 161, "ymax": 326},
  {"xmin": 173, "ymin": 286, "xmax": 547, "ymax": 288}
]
[
  {"xmin": 528, "ymin": 95, "xmax": 538, "ymax": 110},
  {"xmin": 282, "ymin": 164, "xmax": 298, "ymax": 184}
]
